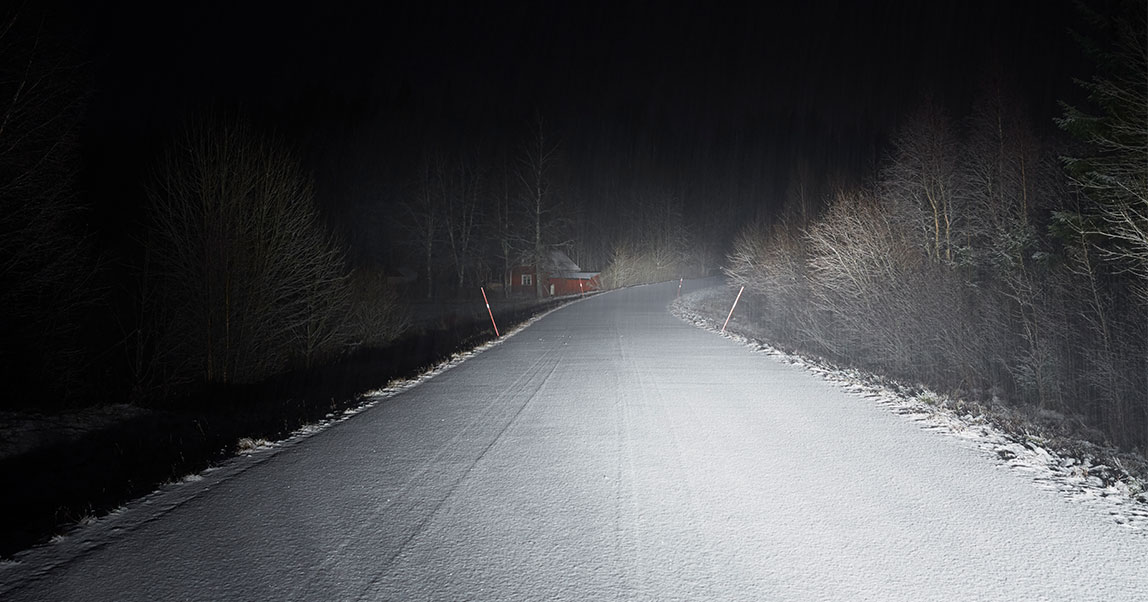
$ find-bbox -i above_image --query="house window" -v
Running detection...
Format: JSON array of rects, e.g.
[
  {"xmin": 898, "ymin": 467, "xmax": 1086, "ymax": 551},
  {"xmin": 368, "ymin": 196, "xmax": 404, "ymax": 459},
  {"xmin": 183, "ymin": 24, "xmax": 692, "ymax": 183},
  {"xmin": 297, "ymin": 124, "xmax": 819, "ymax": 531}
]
[{"xmin": 521, "ymin": 273, "xmax": 533, "ymax": 287}]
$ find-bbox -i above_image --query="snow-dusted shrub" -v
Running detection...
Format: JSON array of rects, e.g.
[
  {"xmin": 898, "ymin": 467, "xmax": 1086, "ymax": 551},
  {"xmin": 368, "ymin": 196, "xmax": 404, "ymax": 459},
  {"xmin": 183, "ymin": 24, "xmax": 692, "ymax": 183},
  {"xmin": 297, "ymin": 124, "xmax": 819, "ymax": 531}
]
[
  {"xmin": 345, "ymin": 267, "xmax": 410, "ymax": 352},
  {"xmin": 724, "ymin": 219, "xmax": 814, "ymax": 347},
  {"xmin": 599, "ymin": 241, "xmax": 683, "ymax": 289},
  {"xmin": 803, "ymin": 190, "xmax": 965, "ymax": 381}
]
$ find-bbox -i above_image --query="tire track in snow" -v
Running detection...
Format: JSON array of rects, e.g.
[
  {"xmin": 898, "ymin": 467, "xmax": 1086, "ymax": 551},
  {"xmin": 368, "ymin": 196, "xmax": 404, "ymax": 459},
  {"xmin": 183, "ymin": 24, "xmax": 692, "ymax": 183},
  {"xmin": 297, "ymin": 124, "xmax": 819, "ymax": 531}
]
[
  {"xmin": 611, "ymin": 327, "xmax": 638, "ymax": 600},
  {"xmin": 284, "ymin": 345, "xmax": 562, "ymax": 601},
  {"xmin": 615, "ymin": 311, "xmax": 719, "ymax": 600},
  {"xmin": 351, "ymin": 344, "xmax": 566, "ymax": 601}
]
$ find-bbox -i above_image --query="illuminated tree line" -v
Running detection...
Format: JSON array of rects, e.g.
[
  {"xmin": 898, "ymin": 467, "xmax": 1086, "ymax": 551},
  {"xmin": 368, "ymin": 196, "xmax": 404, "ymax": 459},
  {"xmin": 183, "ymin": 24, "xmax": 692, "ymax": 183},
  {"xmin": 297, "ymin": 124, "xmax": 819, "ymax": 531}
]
[{"xmin": 726, "ymin": 8, "xmax": 1147, "ymax": 448}]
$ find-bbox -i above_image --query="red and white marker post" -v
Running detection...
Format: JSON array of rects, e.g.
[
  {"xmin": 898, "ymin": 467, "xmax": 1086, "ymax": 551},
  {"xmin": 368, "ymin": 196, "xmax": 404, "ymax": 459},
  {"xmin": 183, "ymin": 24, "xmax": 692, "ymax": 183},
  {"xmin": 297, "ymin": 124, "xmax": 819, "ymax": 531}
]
[
  {"xmin": 721, "ymin": 286, "xmax": 744, "ymax": 334},
  {"xmin": 481, "ymin": 286, "xmax": 500, "ymax": 337}
]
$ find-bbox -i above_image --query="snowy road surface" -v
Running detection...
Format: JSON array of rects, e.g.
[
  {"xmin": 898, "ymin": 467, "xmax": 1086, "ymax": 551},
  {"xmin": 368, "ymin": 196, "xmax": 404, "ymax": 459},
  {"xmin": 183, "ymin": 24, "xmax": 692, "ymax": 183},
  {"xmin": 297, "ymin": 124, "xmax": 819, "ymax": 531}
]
[{"xmin": 4, "ymin": 281, "xmax": 1148, "ymax": 601}]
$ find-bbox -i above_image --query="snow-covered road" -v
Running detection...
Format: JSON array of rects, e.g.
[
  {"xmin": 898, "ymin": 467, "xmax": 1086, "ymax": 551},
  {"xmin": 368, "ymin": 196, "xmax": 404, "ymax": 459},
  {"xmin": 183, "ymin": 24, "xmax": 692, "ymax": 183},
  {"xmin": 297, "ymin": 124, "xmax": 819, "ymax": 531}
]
[{"xmin": 4, "ymin": 281, "xmax": 1147, "ymax": 601}]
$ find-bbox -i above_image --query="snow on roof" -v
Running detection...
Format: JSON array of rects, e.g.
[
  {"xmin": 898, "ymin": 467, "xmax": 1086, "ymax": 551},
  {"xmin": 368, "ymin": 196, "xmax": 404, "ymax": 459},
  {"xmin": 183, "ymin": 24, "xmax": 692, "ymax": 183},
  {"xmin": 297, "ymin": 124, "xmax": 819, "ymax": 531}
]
[{"xmin": 548, "ymin": 249, "xmax": 581, "ymax": 273}]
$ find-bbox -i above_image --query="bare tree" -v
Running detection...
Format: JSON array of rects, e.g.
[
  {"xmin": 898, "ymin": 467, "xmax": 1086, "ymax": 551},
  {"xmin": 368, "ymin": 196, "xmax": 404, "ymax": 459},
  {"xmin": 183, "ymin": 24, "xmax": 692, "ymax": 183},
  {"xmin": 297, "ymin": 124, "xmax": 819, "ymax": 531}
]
[
  {"xmin": 402, "ymin": 153, "xmax": 443, "ymax": 299},
  {"xmin": 144, "ymin": 118, "xmax": 350, "ymax": 385},
  {"xmin": 1059, "ymin": 213, "xmax": 1138, "ymax": 445},
  {"xmin": 961, "ymin": 81, "xmax": 1066, "ymax": 408},
  {"xmin": 515, "ymin": 113, "xmax": 565, "ymax": 296},
  {"xmin": 597, "ymin": 183, "xmax": 698, "ymax": 289},
  {"xmin": 1057, "ymin": 2, "xmax": 1148, "ymax": 444},
  {"xmin": 1059, "ymin": 6, "xmax": 1148, "ymax": 303},
  {"xmin": 442, "ymin": 153, "xmax": 485, "ymax": 294},
  {"xmin": 492, "ymin": 153, "xmax": 520, "ymax": 297},
  {"xmin": 782, "ymin": 157, "xmax": 819, "ymax": 226},
  {"xmin": 724, "ymin": 217, "xmax": 813, "ymax": 345},
  {"xmin": 400, "ymin": 150, "xmax": 487, "ymax": 298},
  {"xmin": 0, "ymin": 6, "xmax": 99, "ymax": 405},
  {"xmin": 803, "ymin": 190, "xmax": 975, "ymax": 384},
  {"xmin": 881, "ymin": 100, "xmax": 962, "ymax": 263}
]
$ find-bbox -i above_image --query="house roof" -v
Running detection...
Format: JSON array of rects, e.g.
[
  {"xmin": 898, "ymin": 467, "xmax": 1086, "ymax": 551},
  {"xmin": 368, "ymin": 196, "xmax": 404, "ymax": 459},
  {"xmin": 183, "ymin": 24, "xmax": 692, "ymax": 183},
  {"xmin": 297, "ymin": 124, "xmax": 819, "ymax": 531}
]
[
  {"xmin": 548, "ymin": 250, "xmax": 581, "ymax": 273},
  {"xmin": 546, "ymin": 250, "xmax": 601, "ymax": 279},
  {"xmin": 516, "ymin": 250, "xmax": 596, "ymax": 278}
]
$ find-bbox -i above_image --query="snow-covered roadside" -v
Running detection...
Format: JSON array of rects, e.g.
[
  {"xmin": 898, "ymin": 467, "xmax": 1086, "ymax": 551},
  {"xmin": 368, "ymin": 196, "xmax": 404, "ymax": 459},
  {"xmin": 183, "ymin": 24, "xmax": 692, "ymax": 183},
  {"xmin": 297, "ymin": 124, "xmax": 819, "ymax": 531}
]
[
  {"xmin": 672, "ymin": 285, "xmax": 1148, "ymax": 533},
  {"xmin": 0, "ymin": 294, "xmax": 588, "ymax": 465},
  {"xmin": 288, "ymin": 294, "xmax": 589, "ymax": 441},
  {"xmin": 0, "ymin": 295, "xmax": 587, "ymax": 572},
  {"xmin": 8, "ymin": 280, "xmax": 1148, "ymax": 601}
]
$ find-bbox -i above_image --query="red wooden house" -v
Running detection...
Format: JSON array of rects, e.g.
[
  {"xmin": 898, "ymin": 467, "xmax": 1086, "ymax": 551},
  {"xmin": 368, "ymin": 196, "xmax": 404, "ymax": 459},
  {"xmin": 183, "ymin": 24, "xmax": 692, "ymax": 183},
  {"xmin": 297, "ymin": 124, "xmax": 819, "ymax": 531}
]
[{"xmin": 510, "ymin": 250, "xmax": 600, "ymax": 296}]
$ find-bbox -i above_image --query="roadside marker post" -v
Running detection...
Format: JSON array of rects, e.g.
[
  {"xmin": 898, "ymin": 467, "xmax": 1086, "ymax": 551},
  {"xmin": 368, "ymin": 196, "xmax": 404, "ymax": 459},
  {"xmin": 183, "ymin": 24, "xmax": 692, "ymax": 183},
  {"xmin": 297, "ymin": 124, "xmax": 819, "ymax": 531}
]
[
  {"xmin": 579, "ymin": 281, "xmax": 584, "ymax": 296},
  {"xmin": 721, "ymin": 286, "xmax": 744, "ymax": 334},
  {"xmin": 677, "ymin": 277, "xmax": 683, "ymax": 298},
  {"xmin": 481, "ymin": 286, "xmax": 500, "ymax": 337}
]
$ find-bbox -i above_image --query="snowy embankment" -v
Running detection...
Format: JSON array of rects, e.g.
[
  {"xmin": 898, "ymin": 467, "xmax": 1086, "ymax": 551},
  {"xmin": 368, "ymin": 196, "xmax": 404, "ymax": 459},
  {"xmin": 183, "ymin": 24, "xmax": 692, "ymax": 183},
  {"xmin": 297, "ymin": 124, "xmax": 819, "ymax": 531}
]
[
  {"xmin": 0, "ymin": 297, "xmax": 581, "ymax": 589},
  {"xmin": 0, "ymin": 293, "xmax": 587, "ymax": 559},
  {"xmin": 5, "ymin": 280, "xmax": 1148, "ymax": 601},
  {"xmin": 273, "ymin": 295, "xmax": 586, "ymax": 441},
  {"xmin": 673, "ymin": 285, "xmax": 1148, "ymax": 532}
]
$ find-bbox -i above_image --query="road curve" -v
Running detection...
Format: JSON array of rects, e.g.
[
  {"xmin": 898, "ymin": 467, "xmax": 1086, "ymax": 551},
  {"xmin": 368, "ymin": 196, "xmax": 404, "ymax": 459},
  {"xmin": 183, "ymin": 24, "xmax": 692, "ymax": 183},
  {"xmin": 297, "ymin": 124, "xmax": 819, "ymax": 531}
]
[{"xmin": 3, "ymin": 281, "xmax": 1147, "ymax": 601}]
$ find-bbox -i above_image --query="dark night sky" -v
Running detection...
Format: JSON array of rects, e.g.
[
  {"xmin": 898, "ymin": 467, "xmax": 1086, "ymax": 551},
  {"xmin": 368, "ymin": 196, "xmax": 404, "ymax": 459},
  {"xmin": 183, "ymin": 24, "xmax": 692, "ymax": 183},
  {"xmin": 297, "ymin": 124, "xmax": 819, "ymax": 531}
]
[
  {"xmin": 82, "ymin": 1, "xmax": 1086, "ymax": 135},
  {"xmin": 57, "ymin": 0, "xmax": 1092, "ymax": 247}
]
